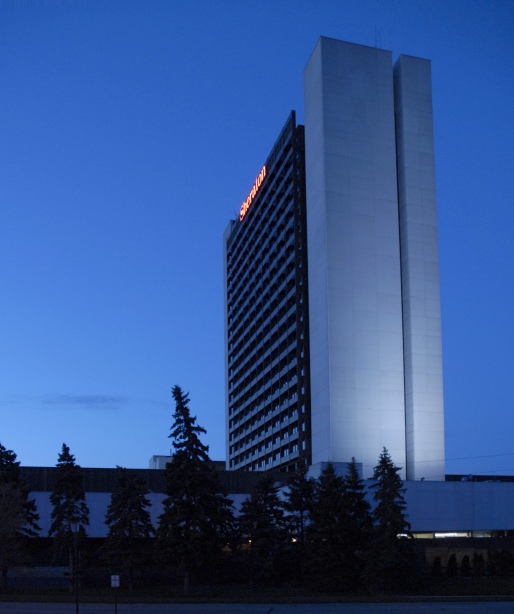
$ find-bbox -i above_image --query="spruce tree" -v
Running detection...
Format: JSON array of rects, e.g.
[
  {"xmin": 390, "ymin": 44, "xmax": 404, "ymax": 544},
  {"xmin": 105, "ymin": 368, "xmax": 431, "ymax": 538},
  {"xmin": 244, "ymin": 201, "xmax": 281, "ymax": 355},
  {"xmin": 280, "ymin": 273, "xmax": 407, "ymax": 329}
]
[
  {"xmin": 0, "ymin": 444, "xmax": 40, "ymax": 536},
  {"xmin": 460, "ymin": 554, "xmax": 471, "ymax": 577},
  {"xmin": 446, "ymin": 553, "xmax": 458, "ymax": 577},
  {"xmin": 157, "ymin": 386, "xmax": 234, "ymax": 595},
  {"xmin": 284, "ymin": 461, "xmax": 314, "ymax": 545},
  {"xmin": 362, "ymin": 448, "xmax": 416, "ymax": 593},
  {"xmin": 341, "ymin": 458, "xmax": 373, "ymax": 585},
  {"xmin": 306, "ymin": 462, "xmax": 362, "ymax": 591},
  {"xmin": 49, "ymin": 444, "xmax": 90, "ymax": 539},
  {"xmin": 238, "ymin": 476, "xmax": 288, "ymax": 590},
  {"xmin": 49, "ymin": 443, "xmax": 90, "ymax": 592},
  {"xmin": 0, "ymin": 444, "xmax": 40, "ymax": 591},
  {"xmin": 368, "ymin": 449, "xmax": 410, "ymax": 537},
  {"xmin": 103, "ymin": 467, "xmax": 154, "ymax": 590},
  {"xmin": 343, "ymin": 458, "xmax": 372, "ymax": 545},
  {"xmin": 431, "ymin": 555, "xmax": 442, "ymax": 576},
  {"xmin": 472, "ymin": 552, "xmax": 485, "ymax": 577},
  {"xmin": 283, "ymin": 462, "xmax": 314, "ymax": 585}
]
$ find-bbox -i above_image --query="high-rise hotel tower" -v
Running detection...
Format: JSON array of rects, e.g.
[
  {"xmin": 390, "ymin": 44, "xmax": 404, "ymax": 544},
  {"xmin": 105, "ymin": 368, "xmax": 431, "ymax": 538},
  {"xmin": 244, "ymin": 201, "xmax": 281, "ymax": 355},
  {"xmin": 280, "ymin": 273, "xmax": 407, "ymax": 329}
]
[
  {"xmin": 224, "ymin": 112, "xmax": 311, "ymax": 473},
  {"xmin": 224, "ymin": 38, "xmax": 445, "ymax": 480}
]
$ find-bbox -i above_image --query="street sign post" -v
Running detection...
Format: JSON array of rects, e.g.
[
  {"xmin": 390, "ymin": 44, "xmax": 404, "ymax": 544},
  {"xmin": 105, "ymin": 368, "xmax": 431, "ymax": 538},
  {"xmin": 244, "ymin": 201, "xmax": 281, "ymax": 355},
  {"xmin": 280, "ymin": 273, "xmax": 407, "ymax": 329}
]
[{"xmin": 111, "ymin": 574, "xmax": 120, "ymax": 614}]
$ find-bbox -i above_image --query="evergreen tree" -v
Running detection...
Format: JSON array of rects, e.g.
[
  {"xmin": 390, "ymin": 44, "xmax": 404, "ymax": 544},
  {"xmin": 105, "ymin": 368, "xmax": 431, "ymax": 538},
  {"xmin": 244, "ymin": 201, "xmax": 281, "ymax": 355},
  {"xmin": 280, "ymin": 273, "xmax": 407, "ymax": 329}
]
[
  {"xmin": 342, "ymin": 458, "xmax": 373, "ymax": 552},
  {"xmin": 49, "ymin": 443, "xmax": 90, "ymax": 593},
  {"xmin": 431, "ymin": 555, "xmax": 442, "ymax": 576},
  {"xmin": 487, "ymin": 549, "xmax": 514, "ymax": 577},
  {"xmin": 283, "ymin": 462, "xmax": 314, "ymax": 585},
  {"xmin": 157, "ymin": 386, "xmax": 234, "ymax": 595},
  {"xmin": 306, "ymin": 462, "xmax": 367, "ymax": 591},
  {"xmin": 238, "ymin": 476, "xmax": 288, "ymax": 590},
  {"xmin": 49, "ymin": 444, "xmax": 90, "ymax": 539},
  {"xmin": 103, "ymin": 467, "xmax": 154, "ymax": 590},
  {"xmin": 0, "ymin": 444, "xmax": 41, "ymax": 591},
  {"xmin": 0, "ymin": 444, "xmax": 40, "ymax": 535},
  {"xmin": 341, "ymin": 457, "xmax": 373, "ymax": 586},
  {"xmin": 362, "ymin": 448, "xmax": 416, "ymax": 593},
  {"xmin": 284, "ymin": 462, "xmax": 314, "ymax": 545},
  {"xmin": 472, "ymin": 552, "xmax": 485, "ymax": 577},
  {"xmin": 460, "ymin": 554, "xmax": 471, "ymax": 577},
  {"xmin": 446, "ymin": 553, "xmax": 458, "ymax": 577},
  {"xmin": 0, "ymin": 444, "xmax": 22, "ymax": 482}
]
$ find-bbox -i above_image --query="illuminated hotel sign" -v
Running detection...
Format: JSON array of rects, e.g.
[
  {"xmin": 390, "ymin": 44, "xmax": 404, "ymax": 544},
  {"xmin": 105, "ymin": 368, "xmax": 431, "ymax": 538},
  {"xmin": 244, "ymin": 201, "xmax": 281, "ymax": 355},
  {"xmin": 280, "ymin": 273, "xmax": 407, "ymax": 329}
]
[{"xmin": 239, "ymin": 165, "xmax": 266, "ymax": 222}]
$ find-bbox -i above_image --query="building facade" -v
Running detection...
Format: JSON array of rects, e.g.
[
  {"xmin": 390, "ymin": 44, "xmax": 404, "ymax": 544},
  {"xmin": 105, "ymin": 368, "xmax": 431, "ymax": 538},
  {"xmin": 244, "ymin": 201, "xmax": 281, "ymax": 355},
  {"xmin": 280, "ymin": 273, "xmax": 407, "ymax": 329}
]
[
  {"xmin": 394, "ymin": 53, "xmax": 445, "ymax": 481},
  {"xmin": 224, "ymin": 38, "xmax": 445, "ymax": 480},
  {"xmin": 224, "ymin": 112, "xmax": 311, "ymax": 471},
  {"xmin": 21, "ymin": 465, "xmax": 514, "ymax": 538}
]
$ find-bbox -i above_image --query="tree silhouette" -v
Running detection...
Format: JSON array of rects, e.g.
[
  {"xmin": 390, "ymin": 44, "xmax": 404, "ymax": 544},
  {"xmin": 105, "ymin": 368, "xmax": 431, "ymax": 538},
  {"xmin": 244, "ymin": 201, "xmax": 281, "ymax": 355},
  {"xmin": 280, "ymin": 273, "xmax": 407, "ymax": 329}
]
[
  {"xmin": 284, "ymin": 461, "xmax": 314, "ymax": 545},
  {"xmin": 238, "ymin": 476, "xmax": 288, "ymax": 591},
  {"xmin": 431, "ymin": 555, "xmax": 442, "ymax": 576},
  {"xmin": 341, "ymin": 458, "xmax": 373, "ymax": 587},
  {"xmin": 49, "ymin": 444, "xmax": 90, "ymax": 539},
  {"xmin": 157, "ymin": 386, "xmax": 234, "ymax": 595},
  {"xmin": 49, "ymin": 444, "xmax": 89, "ymax": 592},
  {"xmin": 283, "ymin": 461, "xmax": 314, "ymax": 584},
  {"xmin": 103, "ymin": 467, "xmax": 154, "ymax": 590},
  {"xmin": 343, "ymin": 458, "xmax": 372, "ymax": 552},
  {"xmin": 446, "ymin": 553, "xmax": 458, "ymax": 577},
  {"xmin": 306, "ymin": 461, "xmax": 371, "ymax": 591},
  {"xmin": 0, "ymin": 443, "xmax": 40, "ymax": 591},
  {"xmin": 362, "ymin": 448, "xmax": 416, "ymax": 592},
  {"xmin": 472, "ymin": 552, "xmax": 485, "ymax": 577},
  {"xmin": 460, "ymin": 554, "xmax": 471, "ymax": 577}
]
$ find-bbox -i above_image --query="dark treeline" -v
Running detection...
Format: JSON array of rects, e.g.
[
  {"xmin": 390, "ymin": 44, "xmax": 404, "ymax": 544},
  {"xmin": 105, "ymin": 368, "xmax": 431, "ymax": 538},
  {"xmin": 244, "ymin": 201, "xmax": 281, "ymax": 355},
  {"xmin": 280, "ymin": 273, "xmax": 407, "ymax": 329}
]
[{"xmin": 2, "ymin": 386, "xmax": 512, "ymax": 596}]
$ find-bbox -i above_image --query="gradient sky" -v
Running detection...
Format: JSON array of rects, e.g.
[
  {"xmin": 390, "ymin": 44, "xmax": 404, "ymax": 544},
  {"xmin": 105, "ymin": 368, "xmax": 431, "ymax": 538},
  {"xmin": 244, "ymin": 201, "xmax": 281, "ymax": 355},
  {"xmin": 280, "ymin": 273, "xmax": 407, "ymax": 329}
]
[{"xmin": 1, "ymin": 0, "xmax": 513, "ymax": 477}]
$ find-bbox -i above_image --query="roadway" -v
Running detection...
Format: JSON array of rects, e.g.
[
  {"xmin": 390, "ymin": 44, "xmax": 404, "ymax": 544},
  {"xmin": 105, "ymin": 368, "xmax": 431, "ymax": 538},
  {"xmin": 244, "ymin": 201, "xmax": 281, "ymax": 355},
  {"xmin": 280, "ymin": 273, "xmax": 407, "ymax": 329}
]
[{"xmin": 1, "ymin": 602, "xmax": 514, "ymax": 613}]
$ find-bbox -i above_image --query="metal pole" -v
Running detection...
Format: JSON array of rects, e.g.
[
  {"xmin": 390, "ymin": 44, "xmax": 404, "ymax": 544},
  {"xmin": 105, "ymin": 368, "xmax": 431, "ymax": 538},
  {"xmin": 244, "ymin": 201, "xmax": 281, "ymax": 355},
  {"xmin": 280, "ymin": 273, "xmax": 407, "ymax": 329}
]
[{"xmin": 74, "ymin": 529, "xmax": 79, "ymax": 614}]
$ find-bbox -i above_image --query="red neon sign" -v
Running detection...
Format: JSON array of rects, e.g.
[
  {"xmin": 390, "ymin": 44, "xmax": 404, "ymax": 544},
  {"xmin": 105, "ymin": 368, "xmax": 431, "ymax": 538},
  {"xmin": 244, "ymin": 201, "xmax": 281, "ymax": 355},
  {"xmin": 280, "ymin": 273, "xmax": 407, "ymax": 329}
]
[{"xmin": 239, "ymin": 165, "xmax": 266, "ymax": 221}]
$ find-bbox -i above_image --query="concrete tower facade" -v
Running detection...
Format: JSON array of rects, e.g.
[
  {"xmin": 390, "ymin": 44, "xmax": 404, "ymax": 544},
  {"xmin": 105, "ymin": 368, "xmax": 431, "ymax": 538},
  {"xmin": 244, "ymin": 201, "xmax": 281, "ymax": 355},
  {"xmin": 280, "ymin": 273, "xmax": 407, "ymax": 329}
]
[
  {"xmin": 304, "ymin": 37, "xmax": 444, "ymax": 480},
  {"xmin": 394, "ymin": 55, "xmax": 445, "ymax": 480},
  {"xmin": 224, "ymin": 37, "xmax": 445, "ymax": 480}
]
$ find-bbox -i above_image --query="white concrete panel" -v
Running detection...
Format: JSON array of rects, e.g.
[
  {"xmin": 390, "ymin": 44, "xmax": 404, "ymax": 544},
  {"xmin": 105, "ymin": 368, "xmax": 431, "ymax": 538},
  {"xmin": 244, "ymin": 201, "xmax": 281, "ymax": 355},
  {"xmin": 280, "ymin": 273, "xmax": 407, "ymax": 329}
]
[
  {"xmin": 31, "ymin": 491, "xmax": 165, "ymax": 538},
  {"xmin": 305, "ymin": 37, "xmax": 406, "ymax": 477}
]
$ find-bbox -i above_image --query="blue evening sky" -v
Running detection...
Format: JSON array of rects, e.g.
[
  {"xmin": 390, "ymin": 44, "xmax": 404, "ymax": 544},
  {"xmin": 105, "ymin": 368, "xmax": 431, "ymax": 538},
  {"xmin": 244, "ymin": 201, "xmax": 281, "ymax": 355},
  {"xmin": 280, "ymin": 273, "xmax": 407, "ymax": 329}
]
[{"xmin": 1, "ymin": 0, "xmax": 513, "ymax": 477}]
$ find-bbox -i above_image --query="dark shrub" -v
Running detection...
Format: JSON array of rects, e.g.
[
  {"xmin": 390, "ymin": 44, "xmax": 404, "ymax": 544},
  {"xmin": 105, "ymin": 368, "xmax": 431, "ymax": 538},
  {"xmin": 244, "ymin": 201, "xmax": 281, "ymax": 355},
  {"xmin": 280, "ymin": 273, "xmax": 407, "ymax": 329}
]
[{"xmin": 446, "ymin": 554, "xmax": 458, "ymax": 577}]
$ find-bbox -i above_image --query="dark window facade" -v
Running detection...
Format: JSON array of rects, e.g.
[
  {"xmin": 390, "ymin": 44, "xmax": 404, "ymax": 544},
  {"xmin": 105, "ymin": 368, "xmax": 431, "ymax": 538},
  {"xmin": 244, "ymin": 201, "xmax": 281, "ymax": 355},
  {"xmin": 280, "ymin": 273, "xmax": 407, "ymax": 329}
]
[{"xmin": 224, "ymin": 112, "xmax": 311, "ymax": 472}]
